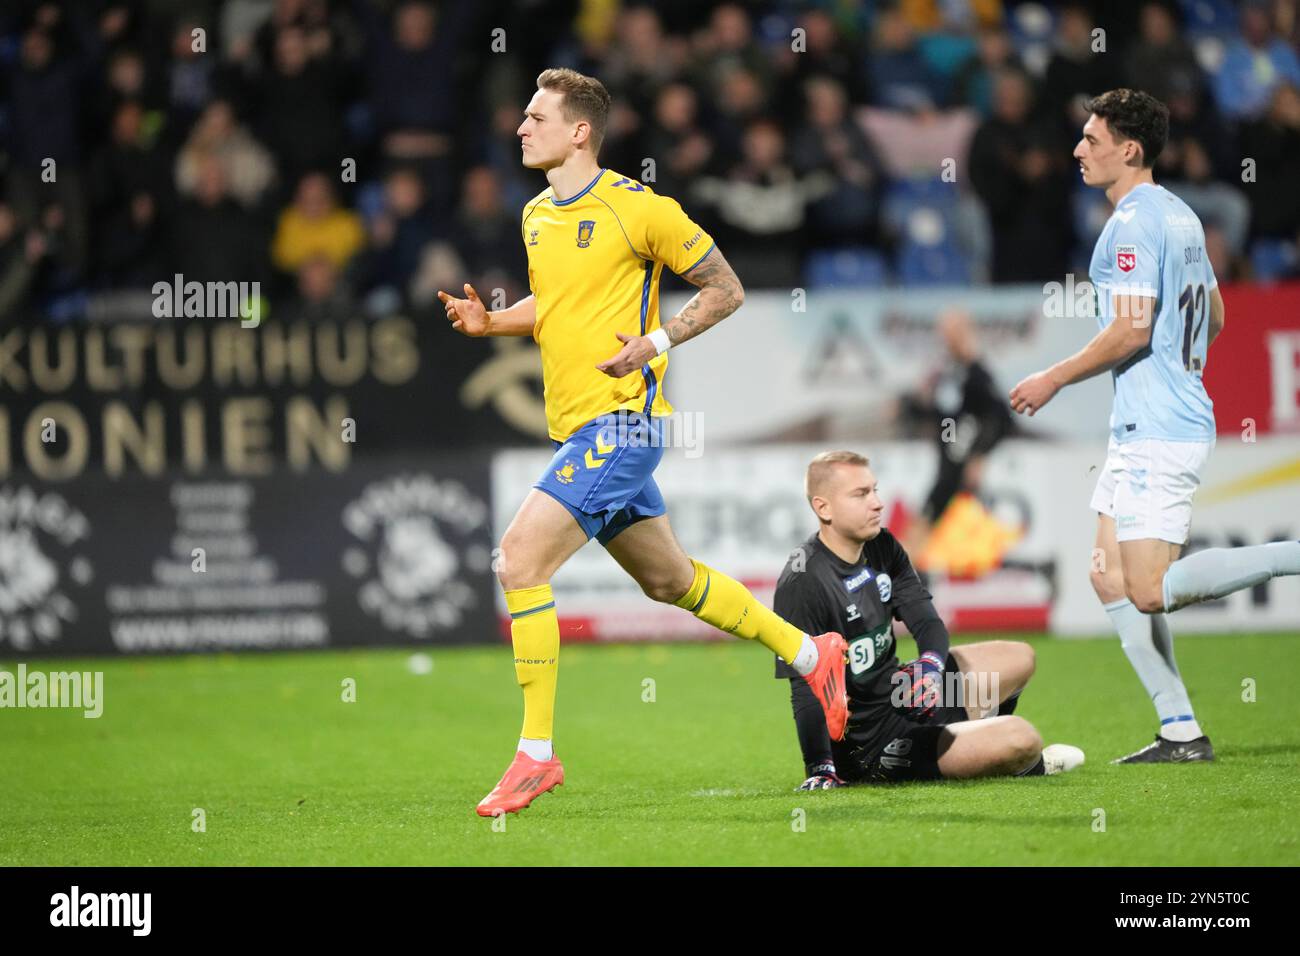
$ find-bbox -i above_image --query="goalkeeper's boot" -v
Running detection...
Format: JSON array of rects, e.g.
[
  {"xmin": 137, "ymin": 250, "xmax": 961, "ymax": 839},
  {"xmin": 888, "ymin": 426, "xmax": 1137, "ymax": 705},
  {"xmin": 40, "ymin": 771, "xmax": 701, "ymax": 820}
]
[
  {"xmin": 1111, "ymin": 733, "xmax": 1215, "ymax": 764},
  {"xmin": 1042, "ymin": 743, "xmax": 1085, "ymax": 775},
  {"xmin": 476, "ymin": 750, "xmax": 565, "ymax": 816},
  {"xmin": 802, "ymin": 632, "xmax": 849, "ymax": 741}
]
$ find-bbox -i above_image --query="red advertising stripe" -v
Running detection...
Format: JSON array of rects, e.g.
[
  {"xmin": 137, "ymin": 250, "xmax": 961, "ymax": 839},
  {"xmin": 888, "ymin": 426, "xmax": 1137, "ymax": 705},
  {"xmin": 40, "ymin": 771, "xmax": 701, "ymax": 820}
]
[
  {"xmin": 949, "ymin": 606, "xmax": 1051, "ymax": 632},
  {"xmin": 1204, "ymin": 282, "xmax": 1300, "ymax": 436}
]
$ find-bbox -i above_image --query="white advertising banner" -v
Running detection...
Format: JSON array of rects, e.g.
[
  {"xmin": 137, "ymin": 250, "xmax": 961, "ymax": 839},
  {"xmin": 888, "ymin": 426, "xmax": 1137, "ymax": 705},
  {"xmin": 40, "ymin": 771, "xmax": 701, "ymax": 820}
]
[
  {"xmin": 492, "ymin": 436, "xmax": 1300, "ymax": 639},
  {"xmin": 661, "ymin": 287, "xmax": 1113, "ymax": 445}
]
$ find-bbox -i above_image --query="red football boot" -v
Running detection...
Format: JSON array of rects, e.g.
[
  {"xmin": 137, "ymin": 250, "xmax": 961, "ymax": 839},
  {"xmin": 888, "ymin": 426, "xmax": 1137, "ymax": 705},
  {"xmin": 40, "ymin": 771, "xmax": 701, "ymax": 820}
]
[
  {"xmin": 801, "ymin": 632, "xmax": 849, "ymax": 741},
  {"xmin": 476, "ymin": 750, "xmax": 565, "ymax": 816}
]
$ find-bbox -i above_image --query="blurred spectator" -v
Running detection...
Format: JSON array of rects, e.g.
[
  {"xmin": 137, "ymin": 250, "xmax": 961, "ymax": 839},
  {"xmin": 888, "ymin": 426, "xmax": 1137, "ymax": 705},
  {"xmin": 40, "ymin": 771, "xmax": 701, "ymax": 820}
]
[
  {"xmin": 1214, "ymin": 0, "xmax": 1300, "ymax": 121},
  {"xmin": 7, "ymin": 23, "xmax": 89, "ymax": 283},
  {"xmin": 171, "ymin": 154, "xmax": 269, "ymax": 287},
  {"xmin": 1123, "ymin": 1, "xmax": 1205, "ymax": 103},
  {"xmin": 1238, "ymin": 82, "xmax": 1300, "ymax": 243},
  {"xmin": 90, "ymin": 100, "xmax": 170, "ymax": 288},
  {"xmin": 90, "ymin": 101, "xmax": 168, "ymax": 220},
  {"xmin": 248, "ymin": 0, "xmax": 345, "ymax": 69},
  {"xmin": 693, "ymin": 119, "xmax": 833, "ymax": 288},
  {"xmin": 0, "ymin": 203, "xmax": 49, "ymax": 319},
  {"xmin": 358, "ymin": 0, "xmax": 469, "ymax": 216},
  {"xmin": 601, "ymin": 7, "xmax": 679, "ymax": 119},
  {"xmin": 952, "ymin": 25, "xmax": 1021, "ymax": 117},
  {"xmin": 1158, "ymin": 80, "xmax": 1251, "ymax": 268},
  {"xmin": 453, "ymin": 166, "xmax": 528, "ymax": 286},
  {"xmin": 94, "ymin": 47, "xmax": 165, "ymax": 140},
  {"xmin": 176, "ymin": 100, "xmax": 276, "ymax": 209},
  {"xmin": 785, "ymin": 10, "xmax": 870, "ymax": 105},
  {"xmin": 901, "ymin": 308, "xmax": 1016, "ymax": 529},
  {"xmin": 689, "ymin": 3, "xmax": 772, "ymax": 105},
  {"xmin": 969, "ymin": 69, "xmax": 1070, "ymax": 282},
  {"xmin": 166, "ymin": 13, "xmax": 220, "ymax": 122},
  {"xmin": 283, "ymin": 254, "xmax": 356, "ymax": 322},
  {"xmin": 708, "ymin": 66, "xmax": 768, "ymax": 172},
  {"xmin": 1043, "ymin": 3, "xmax": 1118, "ymax": 135},
  {"xmin": 9, "ymin": 25, "xmax": 82, "ymax": 167},
  {"xmin": 644, "ymin": 83, "xmax": 714, "ymax": 200},
  {"xmin": 98, "ymin": 191, "xmax": 166, "ymax": 291},
  {"xmin": 271, "ymin": 172, "xmax": 365, "ymax": 276},
  {"xmin": 253, "ymin": 24, "xmax": 347, "ymax": 186},
  {"xmin": 359, "ymin": 166, "xmax": 438, "ymax": 305},
  {"xmin": 867, "ymin": 5, "xmax": 944, "ymax": 112},
  {"xmin": 790, "ymin": 76, "xmax": 882, "ymax": 247}
]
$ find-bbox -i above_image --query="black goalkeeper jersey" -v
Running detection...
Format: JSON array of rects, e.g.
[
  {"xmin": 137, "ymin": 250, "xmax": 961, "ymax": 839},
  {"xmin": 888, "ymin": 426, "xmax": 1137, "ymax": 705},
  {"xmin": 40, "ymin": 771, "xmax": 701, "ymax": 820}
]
[{"xmin": 774, "ymin": 528, "xmax": 946, "ymax": 723}]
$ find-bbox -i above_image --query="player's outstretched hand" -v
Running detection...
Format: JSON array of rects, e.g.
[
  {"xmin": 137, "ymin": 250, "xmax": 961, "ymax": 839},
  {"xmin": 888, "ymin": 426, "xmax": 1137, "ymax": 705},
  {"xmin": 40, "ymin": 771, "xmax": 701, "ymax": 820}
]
[
  {"xmin": 437, "ymin": 283, "xmax": 490, "ymax": 337},
  {"xmin": 1009, "ymin": 370, "xmax": 1060, "ymax": 417},
  {"xmin": 596, "ymin": 331, "xmax": 656, "ymax": 378}
]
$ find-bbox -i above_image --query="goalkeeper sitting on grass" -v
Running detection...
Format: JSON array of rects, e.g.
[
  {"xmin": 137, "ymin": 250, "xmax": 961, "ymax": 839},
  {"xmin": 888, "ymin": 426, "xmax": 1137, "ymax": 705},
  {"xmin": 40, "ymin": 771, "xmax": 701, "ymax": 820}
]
[{"xmin": 774, "ymin": 451, "xmax": 1084, "ymax": 788}]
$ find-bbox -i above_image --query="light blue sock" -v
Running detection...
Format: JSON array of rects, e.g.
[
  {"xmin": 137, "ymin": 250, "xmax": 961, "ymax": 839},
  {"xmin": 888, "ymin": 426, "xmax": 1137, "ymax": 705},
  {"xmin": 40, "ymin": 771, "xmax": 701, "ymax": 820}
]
[
  {"xmin": 1162, "ymin": 542, "xmax": 1300, "ymax": 612},
  {"xmin": 1104, "ymin": 598, "xmax": 1202, "ymax": 741}
]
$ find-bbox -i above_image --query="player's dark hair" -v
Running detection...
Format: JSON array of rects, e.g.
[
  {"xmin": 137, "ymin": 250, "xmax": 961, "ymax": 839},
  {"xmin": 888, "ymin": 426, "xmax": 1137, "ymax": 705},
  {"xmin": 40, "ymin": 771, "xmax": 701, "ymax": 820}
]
[
  {"xmin": 1084, "ymin": 88, "xmax": 1169, "ymax": 168},
  {"xmin": 537, "ymin": 67, "xmax": 611, "ymax": 154}
]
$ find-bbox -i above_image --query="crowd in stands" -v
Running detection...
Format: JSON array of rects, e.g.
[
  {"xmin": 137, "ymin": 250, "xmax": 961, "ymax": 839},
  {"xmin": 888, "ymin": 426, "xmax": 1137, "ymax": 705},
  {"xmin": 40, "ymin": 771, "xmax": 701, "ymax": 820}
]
[{"xmin": 2, "ymin": 0, "xmax": 1298, "ymax": 322}]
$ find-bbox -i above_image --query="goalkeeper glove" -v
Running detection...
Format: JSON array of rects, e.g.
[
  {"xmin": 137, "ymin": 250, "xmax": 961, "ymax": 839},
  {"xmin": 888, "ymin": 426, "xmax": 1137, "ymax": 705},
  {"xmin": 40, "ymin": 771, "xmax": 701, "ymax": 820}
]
[
  {"xmin": 894, "ymin": 651, "xmax": 946, "ymax": 719},
  {"xmin": 796, "ymin": 762, "xmax": 846, "ymax": 791}
]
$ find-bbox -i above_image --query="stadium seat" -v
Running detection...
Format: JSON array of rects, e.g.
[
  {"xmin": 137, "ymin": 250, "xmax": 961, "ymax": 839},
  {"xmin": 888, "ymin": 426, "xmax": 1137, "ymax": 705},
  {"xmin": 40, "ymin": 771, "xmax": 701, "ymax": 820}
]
[
  {"xmin": 883, "ymin": 175, "xmax": 952, "ymax": 206},
  {"xmin": 1250, "ymin": 238, "xmax": 1299, "ymax": 282},
  {"xmin": 805, "ymin": 248, "xmax": 889, "ymax": 288},
  {"xmin": 897, "ymin": 238, "xmax": 970, "ymax": 286},
  {"xmin": 1179, "ymin": 0, "xmax": 1237, "ymax": 35},
  {"xmin": 882, "ymin": 177, "xmax": 959, "ymax": 238}
]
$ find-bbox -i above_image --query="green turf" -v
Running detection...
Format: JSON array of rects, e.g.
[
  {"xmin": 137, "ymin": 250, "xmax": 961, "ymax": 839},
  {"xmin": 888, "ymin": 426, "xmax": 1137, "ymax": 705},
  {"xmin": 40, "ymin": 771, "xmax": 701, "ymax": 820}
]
[{"xmin": 2, "ymin": 633, "xmax": 1298, "ymax": 866}]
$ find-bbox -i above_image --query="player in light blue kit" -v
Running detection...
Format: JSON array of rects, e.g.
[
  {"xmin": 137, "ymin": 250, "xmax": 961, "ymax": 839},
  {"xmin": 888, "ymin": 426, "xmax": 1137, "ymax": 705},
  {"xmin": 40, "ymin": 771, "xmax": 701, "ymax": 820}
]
[{"xmin": 1010, "ymin": 89, "xmax": 1300, "ymax": 764}]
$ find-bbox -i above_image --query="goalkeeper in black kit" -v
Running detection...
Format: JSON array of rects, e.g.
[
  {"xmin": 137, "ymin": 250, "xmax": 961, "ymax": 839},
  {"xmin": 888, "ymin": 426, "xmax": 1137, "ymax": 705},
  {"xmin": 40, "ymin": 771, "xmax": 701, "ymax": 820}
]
[{"xmin": 774, "ymin": 450, "xmax": 1084, "ymax": 788}]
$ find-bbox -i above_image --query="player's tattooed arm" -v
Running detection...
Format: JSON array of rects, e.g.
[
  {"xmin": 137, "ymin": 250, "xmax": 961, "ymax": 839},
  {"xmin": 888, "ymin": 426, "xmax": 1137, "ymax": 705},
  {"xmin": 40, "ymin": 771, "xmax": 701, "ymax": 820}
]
[
  {"xmin": 664, "ymin": 247, "xmax": 745, "ymax": 346},
  {"xmin": 595, "ymin": 247, "xmax": 744, "ymax": 377}
]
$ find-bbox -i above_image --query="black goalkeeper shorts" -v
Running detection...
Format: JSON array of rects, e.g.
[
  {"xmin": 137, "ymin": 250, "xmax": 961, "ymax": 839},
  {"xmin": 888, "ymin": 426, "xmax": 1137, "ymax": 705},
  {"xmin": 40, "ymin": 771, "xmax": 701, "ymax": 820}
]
[{"xmin": 835, "ymin": 659, "xmax": 971, "ymax": 784}]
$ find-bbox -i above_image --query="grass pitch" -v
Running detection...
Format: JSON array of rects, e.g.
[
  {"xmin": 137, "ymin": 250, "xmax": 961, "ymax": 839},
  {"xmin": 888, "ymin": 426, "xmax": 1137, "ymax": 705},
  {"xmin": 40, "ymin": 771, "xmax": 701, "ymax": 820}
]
[{"xmin": 3, "ymin": 633, "xmax": 1298, "ymax": 866}]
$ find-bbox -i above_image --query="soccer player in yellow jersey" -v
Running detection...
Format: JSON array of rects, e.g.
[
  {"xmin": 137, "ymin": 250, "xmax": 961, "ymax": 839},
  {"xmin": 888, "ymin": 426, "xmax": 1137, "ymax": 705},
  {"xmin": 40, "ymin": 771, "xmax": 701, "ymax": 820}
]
[{"xmin": 439, "ymin": 68, "xmax": 848, "ymax": 816}]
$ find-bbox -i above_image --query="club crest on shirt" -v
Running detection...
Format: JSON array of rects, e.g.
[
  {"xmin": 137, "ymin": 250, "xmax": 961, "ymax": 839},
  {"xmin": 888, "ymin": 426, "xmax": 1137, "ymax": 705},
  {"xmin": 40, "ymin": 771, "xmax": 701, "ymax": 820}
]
[
  {"xmin": 576, "ymin": 220, "xmax": 596, "ymax": 248},
  {"xmin": 876, "ymin": 573, "xmax": 892, "ymax": 603},
  {"xmin": 1116, "ymin": 244, "xmax": 1136, "ymax": 273}
]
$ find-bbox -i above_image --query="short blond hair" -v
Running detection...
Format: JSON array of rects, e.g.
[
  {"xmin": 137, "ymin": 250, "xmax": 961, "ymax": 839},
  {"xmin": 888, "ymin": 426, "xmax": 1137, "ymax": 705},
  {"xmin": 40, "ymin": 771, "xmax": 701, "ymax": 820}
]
[
  {"xmin": 537, "ymin": 67, "xmax": 611, "ymax": 153},
  {"xmin": 805, "ymin": 450, "xmax": 871, "ymax": 504}
]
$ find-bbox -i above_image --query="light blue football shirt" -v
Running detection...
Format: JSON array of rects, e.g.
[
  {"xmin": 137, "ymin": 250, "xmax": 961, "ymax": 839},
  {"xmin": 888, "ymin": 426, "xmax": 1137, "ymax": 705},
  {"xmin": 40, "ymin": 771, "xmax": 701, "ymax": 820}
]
[{"xmin": 1087, "ymin": 182, "xmax": 1217, "ymax": 444}]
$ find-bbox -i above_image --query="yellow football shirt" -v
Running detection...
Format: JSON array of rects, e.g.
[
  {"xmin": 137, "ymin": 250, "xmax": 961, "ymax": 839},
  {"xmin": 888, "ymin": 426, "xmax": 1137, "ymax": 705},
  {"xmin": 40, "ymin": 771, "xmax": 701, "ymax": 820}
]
[{"xmin": 521, "ymin": 168, "xmax": 715, "ymax": 442}]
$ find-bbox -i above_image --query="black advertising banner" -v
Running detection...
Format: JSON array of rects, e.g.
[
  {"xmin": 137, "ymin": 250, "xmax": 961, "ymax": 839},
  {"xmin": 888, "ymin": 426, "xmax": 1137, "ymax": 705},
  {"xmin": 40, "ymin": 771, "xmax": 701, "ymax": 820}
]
[
  {"xmin": 0, "ymin": 315, "xmax": 547, "ymax": 477},
  {"xmin": 0, "ymin": 315, "xmax": 541, "ymax": 655},
  {"xmin": 0, "ymin": 455, "xmax": 498, "ymax": 656}
]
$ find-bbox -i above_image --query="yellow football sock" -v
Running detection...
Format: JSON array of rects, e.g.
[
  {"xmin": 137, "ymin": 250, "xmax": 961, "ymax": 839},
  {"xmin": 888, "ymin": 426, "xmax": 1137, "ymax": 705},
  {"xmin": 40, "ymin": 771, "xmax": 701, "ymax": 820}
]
[
  {"xmin": 672, "ymin": 558, "xmax": 804, "ymax": 662},
  {"xmin": 504, "ymin": 583, "xmax": 560, "ymax": 741}
]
